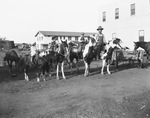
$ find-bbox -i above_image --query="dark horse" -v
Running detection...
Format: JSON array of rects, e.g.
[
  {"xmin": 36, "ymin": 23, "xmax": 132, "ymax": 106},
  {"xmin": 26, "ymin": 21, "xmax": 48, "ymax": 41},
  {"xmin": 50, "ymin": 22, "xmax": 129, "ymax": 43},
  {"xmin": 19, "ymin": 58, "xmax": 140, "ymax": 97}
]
[
  {"xmin": 32, "ymin": 39, "xmax": 68, "ymax": 81},
  {"xmin": 67, "ymin": 41, "xmax": 87, "ymax": 73},
  {"xmin": 4, "ymin": 50, "xmax": 20, "ymax": 72},
  {"xmin": 32, "ymin": 50, "xmax": 51, "ymax": 82},
  {"xmin": 18, "ymin": 55, "xmax": 33, "ymax": 81},
  {"xmin": 134, "ymin": 41, "xmax": 150, "ymax": 59},
  {"xmin": 51, "ymin": 40, "xmax": 68, "ymax": 80}
]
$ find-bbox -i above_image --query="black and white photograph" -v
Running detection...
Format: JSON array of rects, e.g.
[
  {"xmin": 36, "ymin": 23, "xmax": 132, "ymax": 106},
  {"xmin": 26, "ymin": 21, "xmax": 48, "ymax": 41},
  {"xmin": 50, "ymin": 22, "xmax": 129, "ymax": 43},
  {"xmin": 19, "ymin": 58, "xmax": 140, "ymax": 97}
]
[{"xmin": 0, "ymin": 0, "xmax": 150, "ymax": 117}]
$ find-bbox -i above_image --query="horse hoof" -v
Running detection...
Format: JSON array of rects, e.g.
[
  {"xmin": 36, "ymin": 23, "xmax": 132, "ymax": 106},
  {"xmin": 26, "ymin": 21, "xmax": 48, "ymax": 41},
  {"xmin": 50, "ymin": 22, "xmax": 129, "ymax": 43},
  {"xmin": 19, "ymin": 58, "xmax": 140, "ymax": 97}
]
[
  {"xmin": 101, "ymin": 72, "xmax": 104, "ymax": 75},
  {"xmin": 57, "ymin": 77, "xmax": 60, "ymax": 80},
  {"xmin": 37, "ymin": 78, "xmax": 40, "ymax": 82},
  {"xmin": 63, "ymin": 77, "xmax": 66, "ymax": 80},
  {"xmin": 108, "ymin": 72, "xmax": 111, "ymax": 75},
  {"xmin": 49, "ymin": 74, "xmax": 52, "ymax": 77},
  {"xmin": 84, "ymin": 74, "xmax": 88, "ymax": 77}
]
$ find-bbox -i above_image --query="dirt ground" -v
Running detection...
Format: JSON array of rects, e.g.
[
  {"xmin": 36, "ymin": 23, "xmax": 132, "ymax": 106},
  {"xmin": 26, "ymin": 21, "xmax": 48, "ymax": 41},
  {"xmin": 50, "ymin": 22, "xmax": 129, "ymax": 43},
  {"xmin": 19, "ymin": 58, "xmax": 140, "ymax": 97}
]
[{"xmin": 0, "ymin": 61, "xmax": 150, "ymax": 118}]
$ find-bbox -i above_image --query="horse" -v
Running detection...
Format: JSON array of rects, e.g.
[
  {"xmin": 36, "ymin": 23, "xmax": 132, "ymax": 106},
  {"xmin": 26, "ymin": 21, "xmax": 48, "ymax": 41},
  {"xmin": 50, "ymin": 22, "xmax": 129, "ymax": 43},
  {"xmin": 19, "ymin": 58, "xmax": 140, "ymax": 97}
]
[
  {"xmin": 3, "ymin": 50, "xmax": 20, "ymax": 72},
  {"xmin": 32, "ymin": 50, "xmax": 51, "ymax": 82},
  {"xmin": 134, "ymin": 41, "xmax": 150, "ymax": 59},
  {"xmin": 32, "ymin": 39, "xmax": 69, "ymax": 81},
  {"xmin": 134, "ymin": 41, "xmax": 150, "ymax": 68},
  {"xmin": 18, "ymin": 55, "xmax": 33, "ymax": 81},
  {"xmin": 53, "ymin": 40, "xmax": 69, "ymax": 80},
  {"xmin": 83, "ymin": 36, "xmax": 97, "ymax": 76},
  {"xmin": 49, "ymin": 39, "xmax": 69, "ymax": 80},
  {"xmin": 100, "ymin": 41, "xmax": 121, "ymax": 75},
  {"xmin": 67, "ymin": 41, "xmax": 87, "ymax": 73},
  {"xmin": 83, "ymin": 37, "xmax": 122, "ymax": 76}
]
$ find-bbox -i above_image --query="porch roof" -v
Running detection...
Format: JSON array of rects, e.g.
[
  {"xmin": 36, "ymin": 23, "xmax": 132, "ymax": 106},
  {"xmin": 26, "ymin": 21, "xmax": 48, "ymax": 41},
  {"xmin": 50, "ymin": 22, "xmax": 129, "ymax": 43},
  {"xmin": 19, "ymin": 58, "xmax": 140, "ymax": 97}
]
[{"xmin": 35, "ymin": 31, "xmax": 96, "ymax": 37}]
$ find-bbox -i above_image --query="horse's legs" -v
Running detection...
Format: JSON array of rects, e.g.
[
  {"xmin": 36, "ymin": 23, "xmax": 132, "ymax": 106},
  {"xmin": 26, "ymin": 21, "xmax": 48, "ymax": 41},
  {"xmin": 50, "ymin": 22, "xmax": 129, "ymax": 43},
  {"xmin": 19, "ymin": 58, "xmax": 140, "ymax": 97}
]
[
  {"xmin": 87, "ymin": 64, "xmax": 90, "ymax": 76},
  {"xmin": 76, "ymin": 61, "xmax": 79, "ymax": 73},
  {"xmin": 15, "ymin": 61, "xmax": 18, "ymax": 69},
  {"xmin": 84, "ymin": 61, "xmax": 88, "ymax": 77},
  {"xmin": 84, "ymin": 60, "xmax": 86, "ymax": 76},
  {"xmin": 61, "ymin": 62, "xmax": 66, "ymax": 79},
  {"xmin": 101, "ymin": 59, "xmax": 106, "ymax": 75},
  {"xmin": 42, "ymin": 66, "xmax": 46, "ymax": 81},
  {"xmin": 56, "ymin": 64, "xmax": 60, "ymax": 80},
  {"xmin": 7, "ymin": 60, "xmax": 10, "ymax": 72},
  {"xmin": 36, "ymin": 72, "xmax": 40, "ymax": 82},
  {"xmin": 9, "ymin": 61, "xmax": 13, "ymax": 72},
  {"xmin": 106, "ymin": 61, "xmax": 111, "ymax": 74},
  {"xmin": 47, "ymin": 64, "xmax": 51, "ymax": 77},
  {"xmin": 138, "ymin": 59, "xmax": 142, "ymax": 68},
  {"xmin": 76, "ymin": 58, "xmax": 79, "ymax": 73},
  {"xmin": 24, "ymin": 68, "xmax": 29, "ymax": 81},
  {"xmin": 36, "ymin": 68, "xmax": 41, "ymax": 82},
  {"xmin": 70, "ymin": 62, "xmax": 73, "ymax": 74}
]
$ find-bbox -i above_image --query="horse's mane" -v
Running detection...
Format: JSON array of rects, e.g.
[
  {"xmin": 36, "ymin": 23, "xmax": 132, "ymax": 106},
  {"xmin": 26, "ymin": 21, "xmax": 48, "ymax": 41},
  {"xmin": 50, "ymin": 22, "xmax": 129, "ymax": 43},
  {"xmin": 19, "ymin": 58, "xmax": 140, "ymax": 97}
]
[
  {"xmin": 113, "ymin": 38, "xmax": 122, "ymax": 45},
  {"xmin": 4, "ymin": 50, "xmax": 20, "ymax": 59}
]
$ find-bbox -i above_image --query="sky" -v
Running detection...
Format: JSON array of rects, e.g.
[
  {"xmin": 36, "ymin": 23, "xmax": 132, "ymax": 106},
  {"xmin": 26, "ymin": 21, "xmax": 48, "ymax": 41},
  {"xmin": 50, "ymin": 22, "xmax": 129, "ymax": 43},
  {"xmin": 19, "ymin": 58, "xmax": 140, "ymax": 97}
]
[{"xmin": 0, "ymin": 0, "xmax": 114, "ymax": 44}]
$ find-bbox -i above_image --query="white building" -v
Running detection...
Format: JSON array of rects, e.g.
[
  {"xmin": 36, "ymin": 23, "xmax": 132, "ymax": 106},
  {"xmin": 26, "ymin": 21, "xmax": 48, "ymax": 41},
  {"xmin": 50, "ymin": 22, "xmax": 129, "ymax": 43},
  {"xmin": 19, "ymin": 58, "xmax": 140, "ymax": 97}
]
[
  {"xmin": 98, "ymin": 0, "xmax": 150, "ymax": 49},
  {"xmin": 35, "ymin": 31, "xmax": 95, "ymax": 50}
]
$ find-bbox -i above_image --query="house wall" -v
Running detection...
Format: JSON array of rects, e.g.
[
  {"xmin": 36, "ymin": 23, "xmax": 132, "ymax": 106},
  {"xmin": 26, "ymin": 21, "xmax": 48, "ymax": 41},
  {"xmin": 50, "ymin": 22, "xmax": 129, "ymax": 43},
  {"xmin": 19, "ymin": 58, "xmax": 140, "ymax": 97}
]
[
  {"xmin": 35, "ymin": 32, "xmax": 93, "ymax": 50},
  {"xmin": 98, "ymin": 0, "xmax": 150, "ymax": 50},
  {"xmin": 35, "ymin": 32, "xmax": 52, "ymax": 50}
]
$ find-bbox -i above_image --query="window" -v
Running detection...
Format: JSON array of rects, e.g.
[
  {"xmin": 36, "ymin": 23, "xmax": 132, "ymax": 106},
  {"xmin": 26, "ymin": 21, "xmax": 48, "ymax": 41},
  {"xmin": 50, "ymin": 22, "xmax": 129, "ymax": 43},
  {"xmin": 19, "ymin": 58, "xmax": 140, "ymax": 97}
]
[
  {"xmin": 102, "ymin": 12, "xmax": 106, "ymax": 22},
  {"xmin": 112, "ymin": 33, "xmax": 116, "ymax": 39},
  {"xmin": 68, "ymin": 36, "xmax": 71, "ymax": 40},
  {"xmin": 75, "ymin": 36, "xmax": 78, "ymax": 41},
  {"xmin": 139, "ymin": 30, "xmax": 144, "ymax": 42},
  {"xmin": 115, "ymin": 8, "xmax": 119, "ymax": 19},
  {"xmin": 131, "ymin": 3, "xmax": 135, "ymax": 15},
  {"xmin": 37, "ymin": 36, "xmax": 43, "ymax": 41}
]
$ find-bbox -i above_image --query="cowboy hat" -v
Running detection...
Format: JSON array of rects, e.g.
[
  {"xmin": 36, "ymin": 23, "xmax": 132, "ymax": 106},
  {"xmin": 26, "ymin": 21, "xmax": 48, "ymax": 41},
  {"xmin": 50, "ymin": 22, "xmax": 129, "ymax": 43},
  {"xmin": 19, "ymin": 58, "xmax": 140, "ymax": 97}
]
[{"xmin": 97, "ymin": 26, "xmax": 104, "ymax": 30}]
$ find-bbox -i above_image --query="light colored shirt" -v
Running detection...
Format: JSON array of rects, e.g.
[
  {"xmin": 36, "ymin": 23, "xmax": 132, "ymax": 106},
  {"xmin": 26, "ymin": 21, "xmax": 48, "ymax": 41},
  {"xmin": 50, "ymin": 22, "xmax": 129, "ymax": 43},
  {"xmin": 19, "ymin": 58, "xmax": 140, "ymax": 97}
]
[
  {"xmin": 78, "ymin": 36, "xmax": 85, "ymax": 42},
  {"xmin": 95, "ymin": 33, "xmax": 107, "ymax": 44}
]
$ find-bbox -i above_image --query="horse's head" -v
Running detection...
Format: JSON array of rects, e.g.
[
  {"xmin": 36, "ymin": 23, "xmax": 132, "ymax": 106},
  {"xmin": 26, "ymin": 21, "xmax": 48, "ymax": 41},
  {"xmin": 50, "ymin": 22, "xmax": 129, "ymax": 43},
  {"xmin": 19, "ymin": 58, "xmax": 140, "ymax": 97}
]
[
  {"xmin": 58, "ymin": 40, "xmax": 69, "ymax": 56},
  {"xmin": 61, "ymin": 40, "xmax": 68, "ymax": 48},
  {"xmin": 134, "ymin": 42, "xmax": 139, "ymax": 51},
  {"xmin": 88, "ymin": 35, "xmax": 96, "ymax": 46},
  {"xmin": 113, "ymin": 38, "xmax": 122, "ymax": 45}
]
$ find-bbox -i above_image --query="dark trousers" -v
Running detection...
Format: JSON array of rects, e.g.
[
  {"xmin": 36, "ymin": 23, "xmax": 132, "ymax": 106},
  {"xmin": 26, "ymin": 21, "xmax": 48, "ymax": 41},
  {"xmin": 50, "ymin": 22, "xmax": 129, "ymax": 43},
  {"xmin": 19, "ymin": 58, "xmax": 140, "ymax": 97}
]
[{"xmin": 96, "ymin": 44, "xmax": 105, "ymax": 59}]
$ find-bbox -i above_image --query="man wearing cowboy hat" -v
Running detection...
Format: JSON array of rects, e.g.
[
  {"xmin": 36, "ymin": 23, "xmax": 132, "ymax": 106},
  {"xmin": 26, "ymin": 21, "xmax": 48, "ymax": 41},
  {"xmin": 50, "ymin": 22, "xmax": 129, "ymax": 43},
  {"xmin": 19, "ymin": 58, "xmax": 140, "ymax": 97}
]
[{"xmin": 95, "ymin": 26, "xmax": 107, "ymax": 60}]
